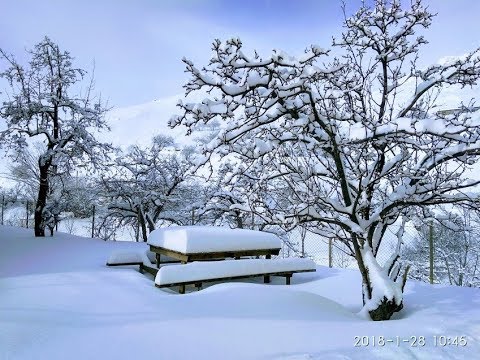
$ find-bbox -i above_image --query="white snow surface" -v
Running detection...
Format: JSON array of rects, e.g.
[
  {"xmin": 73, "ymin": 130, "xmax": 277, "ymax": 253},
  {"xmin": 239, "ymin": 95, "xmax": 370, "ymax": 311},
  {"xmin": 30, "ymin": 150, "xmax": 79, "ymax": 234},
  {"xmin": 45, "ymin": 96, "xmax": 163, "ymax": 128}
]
[
  {"xmin": 106, "ymin": 250, "xmax": 152, "ymax": 266},
  {"xmin": 156, "ymin": 258, "xmax": 316, "ymax": 285},
  {"xmin": 147, "ymin": 225, "xmax": 282, "ymax": 253},
  {"xmin": 1, "ymin": 225, "xmax": 480, "ymax": 359}
]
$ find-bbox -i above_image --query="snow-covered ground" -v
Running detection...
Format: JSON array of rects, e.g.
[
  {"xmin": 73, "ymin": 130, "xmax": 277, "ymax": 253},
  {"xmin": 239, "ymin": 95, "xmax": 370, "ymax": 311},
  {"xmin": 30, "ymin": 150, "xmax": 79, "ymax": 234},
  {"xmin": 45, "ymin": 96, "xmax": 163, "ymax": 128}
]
[{"xmin": 1, "ymin": 225, "xmax": 479, "ymax": 359}]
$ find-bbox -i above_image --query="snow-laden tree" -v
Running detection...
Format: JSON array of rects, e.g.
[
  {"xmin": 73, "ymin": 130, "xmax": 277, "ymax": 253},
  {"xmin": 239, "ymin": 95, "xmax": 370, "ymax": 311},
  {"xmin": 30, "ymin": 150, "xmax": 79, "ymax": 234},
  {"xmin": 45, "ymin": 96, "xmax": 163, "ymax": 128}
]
[
  {"xmin": 170, "ymin": 0, "xmax": 480, "ymax": 320},
  {"xmin": 100, "ymin": 135, "xmax": 196, "ymax": 241},
  {"xmin": 193, "ymin": 163, "xmax": 258, "ymax": 229},
  {"xmin": 0, "ymin": 37, "xmax": 111, "ymax": 237}
]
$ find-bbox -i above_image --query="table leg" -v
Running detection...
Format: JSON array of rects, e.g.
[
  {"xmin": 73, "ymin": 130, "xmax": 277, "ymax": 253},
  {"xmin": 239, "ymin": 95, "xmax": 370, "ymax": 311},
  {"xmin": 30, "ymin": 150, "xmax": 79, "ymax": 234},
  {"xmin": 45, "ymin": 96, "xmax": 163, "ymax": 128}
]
[
  {"xmin": 265, "ymin": 254, "xmax": 272, "ymax": 283},
  {"xmin": 286, "ymin": 274, "xmax": 291, "ymax": 285},
  {"xmin": 156, "ymin": 253, "xmax": 160, "ymax": 268}
]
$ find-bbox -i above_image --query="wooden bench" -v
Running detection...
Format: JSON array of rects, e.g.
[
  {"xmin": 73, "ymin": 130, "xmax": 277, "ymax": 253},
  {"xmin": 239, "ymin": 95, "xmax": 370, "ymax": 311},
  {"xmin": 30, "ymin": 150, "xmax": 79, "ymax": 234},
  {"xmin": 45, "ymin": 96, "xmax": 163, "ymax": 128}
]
[
  {"xmin": 106, "ymin": 250, "xmax": 179, "ymax": 269},
  {"xmin": 154, "ymin": 258, "xmax": 316, "ymax": 294}
]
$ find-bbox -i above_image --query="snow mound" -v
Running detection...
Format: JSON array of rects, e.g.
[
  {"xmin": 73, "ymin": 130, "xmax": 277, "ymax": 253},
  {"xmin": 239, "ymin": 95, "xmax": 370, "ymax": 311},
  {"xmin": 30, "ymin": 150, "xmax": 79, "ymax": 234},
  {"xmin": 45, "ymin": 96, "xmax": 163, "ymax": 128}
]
[{"xmin": 182, "ymin": 283, "xmax": 361, "ymax": 322}]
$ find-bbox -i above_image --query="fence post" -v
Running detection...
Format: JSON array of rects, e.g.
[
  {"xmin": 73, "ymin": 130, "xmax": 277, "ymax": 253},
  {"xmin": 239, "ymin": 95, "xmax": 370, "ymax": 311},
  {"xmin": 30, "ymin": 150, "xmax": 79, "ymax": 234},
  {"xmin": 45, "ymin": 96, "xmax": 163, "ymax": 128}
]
[
  {"xmin": 299, "ymin": 226, "xmax": 306, "ymax": 258},
  {"xmin": 328, "ymin": 238, "xmax": 333, "ymax": 268},
  {"xmin": 301, "ymin": 235, "xmax": 305, "ymax": 258},
  {"xmin": 135, "ymin": 215, "xmax": 140, "ymax": 242},
  {"xmin": 25, "ymin": 200, "xmax": 29, "ymax": 228},
  {"xmin": 429, "ymin": 221, "xmax": 434, "ymax": 284},
  {"xmin": 1, "ymin": 194, "xmax": 4, "ymax": 226},
  {"xmin": 91, "ymin": 205, "xmax": 96, "ymax": 238}
]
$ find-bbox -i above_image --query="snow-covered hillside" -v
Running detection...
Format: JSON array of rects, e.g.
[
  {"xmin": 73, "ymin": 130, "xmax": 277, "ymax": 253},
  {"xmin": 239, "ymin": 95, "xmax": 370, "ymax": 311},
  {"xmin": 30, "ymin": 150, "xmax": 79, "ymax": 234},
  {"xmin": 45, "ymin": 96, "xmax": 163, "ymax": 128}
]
[
  {"xmin": 101, "ymin": 92, "xmax": 214, "ymax": 149},
  {"xmin": 1, "ymin": 225, "xmax": 479, "ymax": 359},
  {"xmin": 101, "ymin": 83, "xmax": 479, "ymax": 150},
  {"xmin": 101, "ymin": 95, "xmax": 188, "ymax": 147},
  {"xmin": 1, "ymin": 81, "xmax": 476, "ymax": 185}
]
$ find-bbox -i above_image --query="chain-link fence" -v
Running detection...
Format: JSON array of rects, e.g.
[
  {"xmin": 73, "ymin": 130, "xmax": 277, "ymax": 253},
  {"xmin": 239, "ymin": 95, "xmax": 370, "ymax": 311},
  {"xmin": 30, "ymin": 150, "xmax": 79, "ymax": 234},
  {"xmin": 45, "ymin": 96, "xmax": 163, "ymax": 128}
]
[
  {"xmin": 5, "ymin": 198, "xmax": 474, "ymax": 287},
  {"xmin": 0, "ymin": 197, "xmax": 34, "ymax": 228},
  {"xmin": 0, "ymin": 198, "xmax": 97, "ymax": 237},
  {"xmin": 280, "ymin": 223, "xmax": 420, "ymax": 269}
]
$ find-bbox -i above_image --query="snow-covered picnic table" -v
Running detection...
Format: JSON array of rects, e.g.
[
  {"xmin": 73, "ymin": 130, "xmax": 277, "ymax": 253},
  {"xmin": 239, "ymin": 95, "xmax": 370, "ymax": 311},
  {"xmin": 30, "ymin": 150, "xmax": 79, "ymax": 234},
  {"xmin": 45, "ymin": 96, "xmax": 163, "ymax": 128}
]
[
  {"xmin": 106, "ymin": 226, "xmax": 316, "ymax": 293},
  {"xmin": 146, "ymin": 226, "xmax": 282, "ymax": 267}
]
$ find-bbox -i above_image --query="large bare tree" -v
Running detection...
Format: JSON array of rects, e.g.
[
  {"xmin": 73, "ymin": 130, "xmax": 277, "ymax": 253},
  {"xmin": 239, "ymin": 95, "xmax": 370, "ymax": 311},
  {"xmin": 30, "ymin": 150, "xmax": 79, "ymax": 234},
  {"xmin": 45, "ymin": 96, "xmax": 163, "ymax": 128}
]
[{"xmin": 0, "ymin": 37, "xmax": 111, "ymax": 236}]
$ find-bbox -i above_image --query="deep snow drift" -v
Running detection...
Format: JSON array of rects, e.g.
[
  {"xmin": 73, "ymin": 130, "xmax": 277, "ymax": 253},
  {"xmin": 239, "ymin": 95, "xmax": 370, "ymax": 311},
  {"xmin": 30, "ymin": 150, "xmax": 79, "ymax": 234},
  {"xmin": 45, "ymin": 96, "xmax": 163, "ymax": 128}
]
[{"xmin": 1, "ymin": 225, "xmax": 479, "ymax": 359}]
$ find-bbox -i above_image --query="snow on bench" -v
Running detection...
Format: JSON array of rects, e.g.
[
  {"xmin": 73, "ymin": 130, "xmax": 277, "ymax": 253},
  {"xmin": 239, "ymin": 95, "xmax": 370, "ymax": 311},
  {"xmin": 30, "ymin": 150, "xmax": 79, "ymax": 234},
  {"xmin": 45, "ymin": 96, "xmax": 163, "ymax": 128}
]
[
  {"xmin": 106, "ymin": 250, "xmax": 177, "ymax": 269},
  {"xmin": 155, "ymin": 257, "xmax": 316, "ymax": 293},
  {"xmin": 106, "ymin": 250, "xmax": 152, "ymax": 267},
  {"xmin": 147, "ymin": 226, "xmax": 282, "ymax": 254}
]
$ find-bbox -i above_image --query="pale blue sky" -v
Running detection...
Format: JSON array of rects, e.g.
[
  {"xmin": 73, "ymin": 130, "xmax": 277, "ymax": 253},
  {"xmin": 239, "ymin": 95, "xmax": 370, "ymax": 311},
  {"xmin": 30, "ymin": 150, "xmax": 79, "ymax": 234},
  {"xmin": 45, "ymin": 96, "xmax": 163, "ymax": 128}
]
[{"xmin": 1, "ymin": 0, "xmax": 479, "ymax": 108}]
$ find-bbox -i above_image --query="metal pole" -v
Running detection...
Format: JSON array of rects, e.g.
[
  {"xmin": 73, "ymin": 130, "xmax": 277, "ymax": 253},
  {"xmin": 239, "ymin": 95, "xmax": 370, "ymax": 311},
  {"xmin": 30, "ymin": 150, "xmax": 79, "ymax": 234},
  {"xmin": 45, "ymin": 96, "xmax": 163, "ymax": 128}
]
[
  {"xmin": 300, "ymin": 227, "xmax": 306, "ymax": 258},
  {"xmin": 429, "ymin": 221, "xmax": 434, "ymax": 284},
  {"xmin": 328, "ymin": 238, "xmax": 333, "ymax": 268},
  {"xmin": 301, "ymin": 236, "xmax": 305, "ymax": 258},
  {"xmin": 1, "ymin": 194, "xmax": 4, "ymax": 226},
  {"xmin": 91, "ymin": 205, "xmax": 96, "ymax": 238},
  {"xmin": 136, "ymin": 215, "xmax": 140, "ymax": 242},
  {"xmin": 25, "ymin": 200, "xmax": 29, "ymax": 228}
]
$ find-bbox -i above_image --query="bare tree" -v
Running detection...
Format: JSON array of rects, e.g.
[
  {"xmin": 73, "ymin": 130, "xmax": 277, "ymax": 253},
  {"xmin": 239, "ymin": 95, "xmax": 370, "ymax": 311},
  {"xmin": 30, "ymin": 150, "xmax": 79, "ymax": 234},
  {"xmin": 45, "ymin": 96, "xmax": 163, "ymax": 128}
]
[
  {"xmin": 99, "ymin": 135, "xmax": 195, "ymax": 241},
  {"xmin": 0, "ymin": 37, "xmax": 112, "ymax": 236},
  {"xmin": 170, "ymin": 0, "xmax": 480, "ymax": 320}
]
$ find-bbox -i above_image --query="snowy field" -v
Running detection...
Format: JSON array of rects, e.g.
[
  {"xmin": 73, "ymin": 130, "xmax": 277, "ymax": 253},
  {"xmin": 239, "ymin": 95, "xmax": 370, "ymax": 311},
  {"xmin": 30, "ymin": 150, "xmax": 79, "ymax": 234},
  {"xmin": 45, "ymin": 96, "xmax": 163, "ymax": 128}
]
[{"xmin": 1, "ymin": 225, "xmax": 479, "ymax": 359}]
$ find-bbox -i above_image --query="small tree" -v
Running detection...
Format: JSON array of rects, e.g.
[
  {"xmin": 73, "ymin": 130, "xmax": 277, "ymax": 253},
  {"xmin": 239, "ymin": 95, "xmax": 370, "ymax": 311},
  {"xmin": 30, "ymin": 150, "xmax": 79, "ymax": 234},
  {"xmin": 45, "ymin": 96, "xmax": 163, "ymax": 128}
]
[
  {"xmin": 100, "ymin": 135, "xmax": 195, "ymax": 241},
  {"xmin": 0, "ymin": 37, "xmax": 111, "ymax": 236},
  {"xmin": 171, "ymin": 0, "xmax": 480, "ymax": 320}
]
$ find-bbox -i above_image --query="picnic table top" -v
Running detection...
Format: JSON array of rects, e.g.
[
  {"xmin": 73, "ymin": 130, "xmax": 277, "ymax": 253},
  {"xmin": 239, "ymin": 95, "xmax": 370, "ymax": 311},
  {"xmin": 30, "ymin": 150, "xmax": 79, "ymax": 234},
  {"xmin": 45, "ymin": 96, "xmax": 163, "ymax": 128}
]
[{"xmin": 147, "ymin": 226, "xmax": 282, "ymax": 255}]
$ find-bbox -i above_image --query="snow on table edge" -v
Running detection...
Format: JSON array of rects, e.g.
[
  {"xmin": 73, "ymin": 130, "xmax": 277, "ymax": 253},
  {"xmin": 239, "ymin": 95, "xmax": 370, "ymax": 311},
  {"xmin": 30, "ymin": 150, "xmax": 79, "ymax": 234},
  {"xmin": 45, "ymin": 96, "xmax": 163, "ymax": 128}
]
[
  {"xmin": 147, "ymin": 226, "xmax": 282, "ymax": 254},
  {"xmin": 155, "ymin": 258, "xmax": 316, "ymax": 285}
]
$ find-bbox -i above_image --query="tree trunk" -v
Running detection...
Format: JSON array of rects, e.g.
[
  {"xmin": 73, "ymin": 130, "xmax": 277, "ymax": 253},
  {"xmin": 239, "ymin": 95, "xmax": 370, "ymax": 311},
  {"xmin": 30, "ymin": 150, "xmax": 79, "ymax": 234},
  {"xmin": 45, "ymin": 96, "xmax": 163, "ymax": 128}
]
[
  {"xmin": 234, "ymin": 210, "xmax": 243, "ymax": 229},
  {"xmin": 356, "ymin": 244, "xmax": 404, "ymax": 321},
  {"xmin": 137, "ymin": 207, "xmax": 148, "ymax": 242},
  {"xmin": 34, "ymin": 162, "xmax": 50, "ymax": 237}
]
